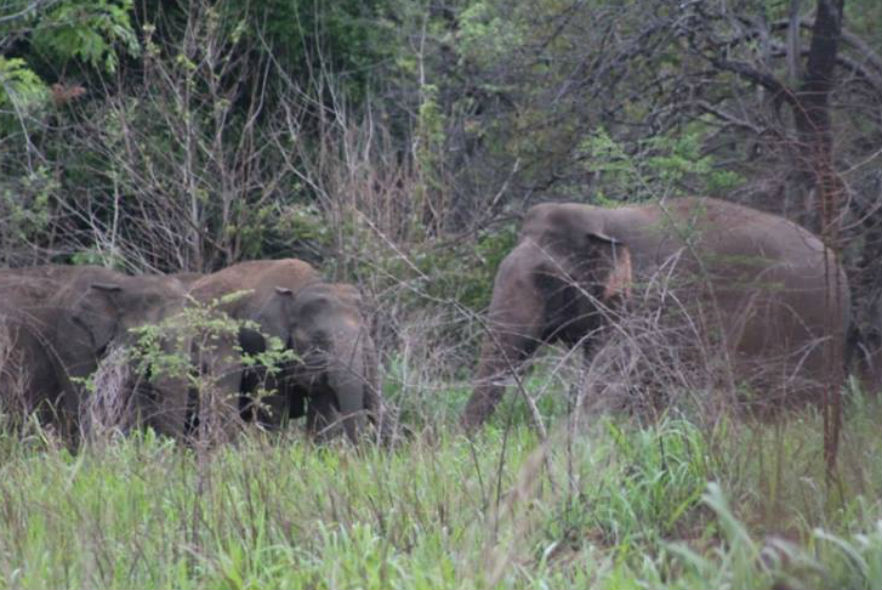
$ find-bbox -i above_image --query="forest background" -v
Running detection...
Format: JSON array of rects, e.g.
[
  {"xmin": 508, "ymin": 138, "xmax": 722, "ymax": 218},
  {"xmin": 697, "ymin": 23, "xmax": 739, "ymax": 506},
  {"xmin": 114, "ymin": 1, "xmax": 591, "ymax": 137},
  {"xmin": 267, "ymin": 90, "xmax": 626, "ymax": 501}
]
[{"xmin": 1, "ymin": 1, "xmax": 882, "ymax": 588}]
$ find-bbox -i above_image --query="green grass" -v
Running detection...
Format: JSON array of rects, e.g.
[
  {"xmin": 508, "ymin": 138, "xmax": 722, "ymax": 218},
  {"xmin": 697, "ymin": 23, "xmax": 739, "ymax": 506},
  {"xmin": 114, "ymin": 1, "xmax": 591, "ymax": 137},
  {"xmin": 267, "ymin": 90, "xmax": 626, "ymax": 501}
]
[{"xmin": 0, "ymin": 389, "xmax": 880, "ymax": 589}]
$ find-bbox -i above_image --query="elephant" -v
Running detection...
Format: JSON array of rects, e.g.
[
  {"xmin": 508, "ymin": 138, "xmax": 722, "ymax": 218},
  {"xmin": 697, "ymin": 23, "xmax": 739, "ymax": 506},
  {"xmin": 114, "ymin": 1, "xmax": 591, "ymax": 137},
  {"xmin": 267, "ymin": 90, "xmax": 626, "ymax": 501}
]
[
  {"xmin": 0, "ymin": 268, "xmax": 71, "ymax": 432},
  {"xmin": 51, "ymin": 266, "xmax": 196, "ymax": 439},
  {"xmin": 0, "ymin": 265, "xmax": 192, "ymax": 441},
  {"xmin": 170, "ymin": 271, "xmax": 204, "ymax": 286},
  {"xmin": 187, "ymin": 259, "xmax": 383, "ymax": 442},
  {"xmin": 462, "ymin": 197, "xmax": 851, "ymax": 429},
  {"xmin": 282, "ymin": 281, "xmax": 382, "ymax": 441}
]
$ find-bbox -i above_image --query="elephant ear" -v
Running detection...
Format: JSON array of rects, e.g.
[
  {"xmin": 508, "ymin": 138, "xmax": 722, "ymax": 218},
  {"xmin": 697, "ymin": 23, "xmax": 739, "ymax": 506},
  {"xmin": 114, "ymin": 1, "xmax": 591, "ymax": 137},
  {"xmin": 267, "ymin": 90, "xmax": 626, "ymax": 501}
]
[
  {"xmin": 586, "ymin": 232, "xmax": 632, "ymax": 301},
  {"xmin": 71, "ymin": 282, "xmax": 123, "ymax": 355},
  {"xmin": 245, "ymin": 285, "xmax": 294, "ymax": 346}
]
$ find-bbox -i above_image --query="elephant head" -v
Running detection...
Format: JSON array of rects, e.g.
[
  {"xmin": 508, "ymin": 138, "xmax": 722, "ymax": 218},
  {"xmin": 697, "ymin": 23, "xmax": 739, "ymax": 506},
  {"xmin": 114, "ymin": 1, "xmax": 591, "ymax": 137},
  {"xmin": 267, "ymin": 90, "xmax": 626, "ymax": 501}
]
[
  {"xmin": 266, "ymin": 282, "xmax": 379, "ymax": 442},
  {"xmin": 55, "ymin": 269, "xmax": 194, "ymax": 438},
  {"xmin": 0, "ymin": 266, "xmax": 196, "ymax": 442},
  {"xmin": 462, "ymin": 204, "xmax": 632, "ymax": 429}
]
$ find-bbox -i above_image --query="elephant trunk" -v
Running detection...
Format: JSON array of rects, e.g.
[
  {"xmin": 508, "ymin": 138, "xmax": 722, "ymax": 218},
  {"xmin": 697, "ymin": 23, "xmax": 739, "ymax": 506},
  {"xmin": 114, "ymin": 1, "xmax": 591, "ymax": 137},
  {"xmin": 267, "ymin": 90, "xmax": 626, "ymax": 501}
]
[
  {"xmin": 462, "ymin": 335, "xmax": 524, "ymax": 430},
  {"xmin": 462, "ymin": 246, "xmax": 544, "ymax": 431},
  {"xmin": 326, "ymin": 332, "xmax": 366, "ymax": 443}
]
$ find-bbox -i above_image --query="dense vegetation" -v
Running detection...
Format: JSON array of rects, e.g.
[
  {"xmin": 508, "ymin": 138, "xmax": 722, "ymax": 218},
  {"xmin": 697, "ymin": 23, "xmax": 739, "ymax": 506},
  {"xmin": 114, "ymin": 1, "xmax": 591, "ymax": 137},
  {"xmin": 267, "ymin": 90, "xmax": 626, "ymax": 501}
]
[
  {"xmin": 2, "ymin": 0, "xmax": 881, "ymax": 587},
  {"xmin": 0, "ymin": 382, "xmax": 880, "ymax": 588}
]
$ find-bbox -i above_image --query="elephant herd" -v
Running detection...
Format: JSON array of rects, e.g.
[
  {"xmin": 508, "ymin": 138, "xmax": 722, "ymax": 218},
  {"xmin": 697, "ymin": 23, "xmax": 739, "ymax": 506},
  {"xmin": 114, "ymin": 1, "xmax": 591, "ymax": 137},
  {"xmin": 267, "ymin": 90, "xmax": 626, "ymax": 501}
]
[
  {"xmin": 0, "ymin": 197, "xmax": 854, "ymax": 446},
  {"xmin": 0, "ymin": 259, "xmax": 381, "ymax": 444}
]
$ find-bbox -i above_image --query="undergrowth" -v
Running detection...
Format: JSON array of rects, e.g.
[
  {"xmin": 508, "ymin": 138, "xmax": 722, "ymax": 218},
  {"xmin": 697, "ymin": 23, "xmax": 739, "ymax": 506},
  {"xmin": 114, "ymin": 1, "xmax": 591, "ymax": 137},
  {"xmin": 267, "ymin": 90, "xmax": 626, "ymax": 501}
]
[{"xmin": 0, "ymin": 382, "xmax": 879, "ymax": 589}]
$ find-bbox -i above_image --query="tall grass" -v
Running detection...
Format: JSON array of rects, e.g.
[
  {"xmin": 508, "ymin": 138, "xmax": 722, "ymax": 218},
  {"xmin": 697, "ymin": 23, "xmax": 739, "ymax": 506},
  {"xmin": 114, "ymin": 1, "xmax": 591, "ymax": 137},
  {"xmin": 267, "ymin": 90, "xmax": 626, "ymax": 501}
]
[{"xmin": 0, "ymin": 380, "xmax": 879, "ymax": 589}]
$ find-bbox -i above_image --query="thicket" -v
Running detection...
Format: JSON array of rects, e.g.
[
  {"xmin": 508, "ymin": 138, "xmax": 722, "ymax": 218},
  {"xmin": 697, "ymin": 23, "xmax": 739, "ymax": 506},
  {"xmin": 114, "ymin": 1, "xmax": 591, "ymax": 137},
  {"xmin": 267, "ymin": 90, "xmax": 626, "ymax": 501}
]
[{"xmin": 3, "ymin": 0, "xmax": 881, "ymax": 360}]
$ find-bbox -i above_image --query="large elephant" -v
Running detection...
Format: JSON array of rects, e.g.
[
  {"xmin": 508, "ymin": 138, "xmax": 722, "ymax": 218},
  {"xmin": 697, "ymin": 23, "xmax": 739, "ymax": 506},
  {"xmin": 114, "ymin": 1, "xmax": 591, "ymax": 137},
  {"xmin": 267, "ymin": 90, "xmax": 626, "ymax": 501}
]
[
  {"xmin": 462, "ymin": 197, "xmax": 851, "ymax": 429},
  {"xmin": 187, "ymin": 259, "xmax": 382, "ymax": 442},
  {"xmin": 52, "ymin": 267, "xmax": 195, "ymax": 439},
  {"xmin": 0, "ymin": 268, "xmax": 71, "ymax": 432},
  {"xmin": 0, "ymin": 265, "xmax": 192, "ymax": 441}
]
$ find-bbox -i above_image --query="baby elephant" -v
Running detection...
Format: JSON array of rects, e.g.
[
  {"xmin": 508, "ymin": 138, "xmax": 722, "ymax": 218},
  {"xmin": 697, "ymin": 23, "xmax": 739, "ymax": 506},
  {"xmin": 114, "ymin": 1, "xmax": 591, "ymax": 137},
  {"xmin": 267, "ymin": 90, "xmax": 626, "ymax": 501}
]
[{"xmin": 187, "ymin": 259, "xmax": 383, "ymax": 442}]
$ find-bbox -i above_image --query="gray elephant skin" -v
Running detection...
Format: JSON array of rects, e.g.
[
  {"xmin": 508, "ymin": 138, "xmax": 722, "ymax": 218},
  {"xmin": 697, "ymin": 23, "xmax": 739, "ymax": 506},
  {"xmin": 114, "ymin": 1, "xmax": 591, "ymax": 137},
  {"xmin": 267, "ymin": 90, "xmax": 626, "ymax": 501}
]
[
  {"xmin": 187, "ymin": 259, "xmax": 382, "ymax": 442},
  {"xmin": 462, "ymin": 197, "xmax": 851, "ymax": 429},
  {"xmin": 0, "ymin": 265, "xmax": 190, "ymax": 441}
]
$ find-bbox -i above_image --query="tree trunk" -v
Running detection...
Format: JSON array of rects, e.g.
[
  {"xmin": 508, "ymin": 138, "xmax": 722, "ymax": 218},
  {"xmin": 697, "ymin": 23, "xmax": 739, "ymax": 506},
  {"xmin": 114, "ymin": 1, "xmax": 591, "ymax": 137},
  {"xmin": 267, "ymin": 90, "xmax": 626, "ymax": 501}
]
[
  {"xmin": 793, "ymin": 0, "xmax": 846, "ymax": 229},
  {"xmin": 792, "ymin": 0, "xmax": 846, "ymax": 475}
]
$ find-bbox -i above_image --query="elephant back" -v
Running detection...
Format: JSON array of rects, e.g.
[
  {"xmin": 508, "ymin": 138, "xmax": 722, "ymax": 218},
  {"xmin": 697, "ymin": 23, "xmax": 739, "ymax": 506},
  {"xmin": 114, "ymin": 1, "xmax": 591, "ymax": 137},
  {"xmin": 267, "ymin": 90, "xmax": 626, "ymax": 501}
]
[{"xmin": 188, "ymin": 258, "xmax": 322, "ymax": 319}]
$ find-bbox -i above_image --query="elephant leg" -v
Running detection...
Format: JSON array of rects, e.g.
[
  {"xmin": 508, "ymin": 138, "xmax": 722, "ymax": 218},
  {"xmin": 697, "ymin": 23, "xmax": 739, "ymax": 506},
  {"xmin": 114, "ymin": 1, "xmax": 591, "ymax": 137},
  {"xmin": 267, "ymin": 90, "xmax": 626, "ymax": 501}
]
[
  {"xmin": 253, "ymin": 393, "xmax": 290, "ymax": 429},
  {"xmin": 287, "ymin": 386, "xmax": 307, "ymax": 419},
  {"xmin": 305, "ymin": 390, "xmax": 340, "ymax": 442},
  {"xmin": 186, "ymin": 336, "xmax": 245, "ymax": 443},
  {"xmin": 204, "ymin": 368, "xmax": 245, "ymax": 441},
  {"xmin": 56, "ymin": 382, "xmax": 84, "ymax": 446},
  {"xmin": 141, "ymin": 374, "xmax": 190, "ymax": 439},
  {"xmin": 243, "ymin": 370, "xmax": 306, "ymax": 429},
  {"xmin": 462, "ymin": 333, "xmax": 541, "ymax": 430},
  {"xmin": 1, "ymin": 326, "xmax": 62, "ymax": 429}
]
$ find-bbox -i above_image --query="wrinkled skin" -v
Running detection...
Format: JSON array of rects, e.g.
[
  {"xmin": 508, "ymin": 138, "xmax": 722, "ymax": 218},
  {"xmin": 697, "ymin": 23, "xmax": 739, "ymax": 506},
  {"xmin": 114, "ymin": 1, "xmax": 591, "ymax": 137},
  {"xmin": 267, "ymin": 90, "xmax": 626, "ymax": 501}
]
[
  {"xmin": 0, "ymin": 265, "xmax": 191, "ymax": 441},
  {"xmin": 285, "ymin": 282, "xmax": 382, "ymax": 442},
  {"xmin": 0, "ymin": 268, "xmax": 71, "ymax": 433},
  {"xmin": 462, "ymin": 198, "xmax": 851, "ymax": 429},
  {"xmin": 188, "ymin": 259, "xmax": 382, "ymax": 442},
  {"xmin": 52, "ymin": 267, "xmax": 193, "ymax": 439}
]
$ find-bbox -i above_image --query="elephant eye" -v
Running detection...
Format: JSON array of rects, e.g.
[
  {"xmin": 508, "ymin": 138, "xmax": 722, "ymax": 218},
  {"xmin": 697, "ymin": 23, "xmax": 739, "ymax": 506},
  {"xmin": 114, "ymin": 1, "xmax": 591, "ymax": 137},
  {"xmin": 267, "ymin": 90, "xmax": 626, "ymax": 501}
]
[{"xmin": 311, "ymin": 330, "xmax": 332, "ymax": 351}]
